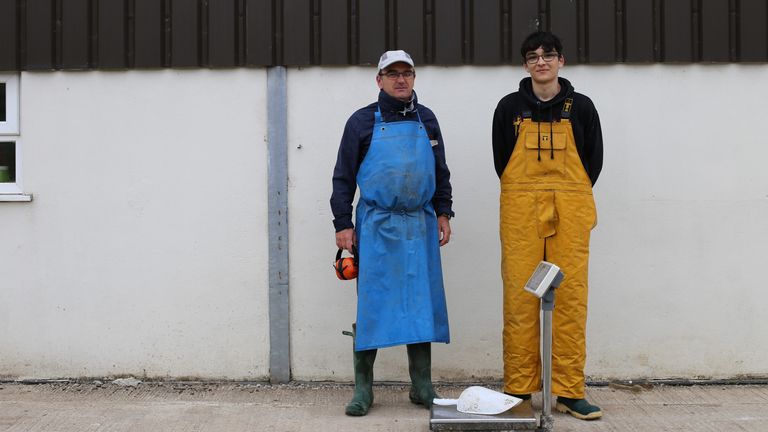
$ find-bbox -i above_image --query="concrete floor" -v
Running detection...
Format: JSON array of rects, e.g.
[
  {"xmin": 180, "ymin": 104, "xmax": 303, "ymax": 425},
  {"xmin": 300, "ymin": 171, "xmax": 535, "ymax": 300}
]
[{"xmin": 1, "ymin": 381, "xmax": 767, "ymax": 431}]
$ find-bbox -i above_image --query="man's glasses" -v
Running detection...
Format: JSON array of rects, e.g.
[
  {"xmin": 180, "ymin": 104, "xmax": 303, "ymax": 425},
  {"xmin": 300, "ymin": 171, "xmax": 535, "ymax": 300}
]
[
  {"xmin": 379, "ymin": 70, "xmax": 416, "ymax": 80},
  {"xmin": 525, "ymin": 52, "xmax": 559, "ymax": 64}
]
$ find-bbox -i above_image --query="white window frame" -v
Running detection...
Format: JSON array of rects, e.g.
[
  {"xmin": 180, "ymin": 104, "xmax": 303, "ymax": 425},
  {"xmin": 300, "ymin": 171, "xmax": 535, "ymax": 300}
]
[
  {"xmin": 0, "ymin": 73, "xmax": 30, "ymax": 201},
  {"xmin": 0, "ymin": 74, "xmax": 19, "ymax": 134}
]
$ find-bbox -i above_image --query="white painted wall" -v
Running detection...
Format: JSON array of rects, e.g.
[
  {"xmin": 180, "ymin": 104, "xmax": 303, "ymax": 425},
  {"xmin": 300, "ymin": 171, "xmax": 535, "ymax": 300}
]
[
  {"xmin": 0, "ymin": 70, "xmax": 270, "ymax": 380},
  {"xmin": 289, "ymin": 64, "xmax": 768, "ymax": 382},
  {"xmin": 2, "ymin": 64, "xmax": 766, "ymax": 381}
]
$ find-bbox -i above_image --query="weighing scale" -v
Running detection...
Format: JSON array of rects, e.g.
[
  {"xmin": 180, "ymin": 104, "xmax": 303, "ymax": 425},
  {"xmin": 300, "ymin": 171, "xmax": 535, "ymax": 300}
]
[{"xmin": 430, "ymin": 261, "xmax": 563, "ymax": 432}]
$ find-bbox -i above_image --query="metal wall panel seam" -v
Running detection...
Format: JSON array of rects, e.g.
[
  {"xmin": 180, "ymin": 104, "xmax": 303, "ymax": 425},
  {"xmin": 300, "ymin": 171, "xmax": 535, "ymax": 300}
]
[
  {"xmin": 53, "ymin": 0, "xmax": 62, "ymax": 69},
  {"xmin": 692, "ymin": 0, "xmax": 701, "ymax": 62},
  {"xmin": 501, "ymin": 0, "xmax": 510, "ymax": 63},
  {"xmin": 577, "ymin": 0, "xmax": 587, "ymax": 63},
  {"xmin": 89, "ymin": 0, "xmax": 98, "ymax": 67},
  {"xmin": 728, "ymin": 0, "xmax": 738, "ymax": 61},
  {"xmin": 653, "ymin": 0, "xmax": 662, "ymax": 61},
  {"xmin": 274, "ymin": 0, "xmax": 283, "ymax": 66},
  {"xmin": 616, "ymin": 0, "xmax": 625, "ymax": 61},
  {"xmin": 18, "ymin": 0, "xmax": 26, "ymax": 70},
  {"xmin": 199, "ymin": 0, "xmax": 209, "ymax": 66},
  {"xmin": 163, "ymin": 0, "xmax": 171, "ymax": 66},
  {"xmin": 236, "ymin": 0, "xmax": 245, "ymax": 66},
  {"xmin": 350, "ymin": 0, "xmax": 358, "ymax": 64},
  {"xmin": 387, "ymin": 0, "xmax": 395, "ymax": 50},
  {"xmin": 463, "ymin": 0, "xmax": 472, "ymax": 63},
  {"xmin": 424, "ymin": 0, "xmax": 433, "ymax": 64},
  {"xmin": 126, "ymin": 0, "xmax": 136, "ymax": 68},
  {"xmin": 311, "ymin": 0, "xmax": 320, "ymax": 64},
  {"xmin": 267, "ymin": 66, "xmax": 291, "ymax": 384}
]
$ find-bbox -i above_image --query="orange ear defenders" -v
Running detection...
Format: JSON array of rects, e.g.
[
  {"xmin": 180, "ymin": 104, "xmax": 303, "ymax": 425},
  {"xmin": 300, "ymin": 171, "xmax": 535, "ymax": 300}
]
[{"xmin": 334, "ymin": 245, "xmax": 358, "ymax": 280}]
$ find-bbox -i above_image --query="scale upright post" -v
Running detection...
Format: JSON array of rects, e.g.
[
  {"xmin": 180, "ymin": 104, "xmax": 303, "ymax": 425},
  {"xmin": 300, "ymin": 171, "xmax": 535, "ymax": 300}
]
[
  {"xmin": 429, "ymin": 261, "xmax": 563, "ymax": 432},
  {"xmin": 524, "ymin": 261, "xmax": 564, "ymax": 432}
]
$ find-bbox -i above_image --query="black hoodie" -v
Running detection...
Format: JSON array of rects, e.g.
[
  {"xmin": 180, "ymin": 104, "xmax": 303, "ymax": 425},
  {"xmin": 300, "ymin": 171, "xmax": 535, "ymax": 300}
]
[{"xmin": 492, "ymin": 77, "xmax": 603, "ymax": 185}]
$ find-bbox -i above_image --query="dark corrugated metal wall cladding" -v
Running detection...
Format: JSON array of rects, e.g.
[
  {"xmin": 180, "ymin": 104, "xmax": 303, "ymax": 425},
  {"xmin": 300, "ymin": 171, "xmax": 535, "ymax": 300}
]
[
  {"xmin": 1, "ymin": 0, "xmax": 767, "ymax": 71},
  {"xmin": 741, "ymin": 1, "xmax": 768, "ymax": 62},
  {"xmin": 0, "ymin": 1, "xmax": 18, "ymax": 70}
]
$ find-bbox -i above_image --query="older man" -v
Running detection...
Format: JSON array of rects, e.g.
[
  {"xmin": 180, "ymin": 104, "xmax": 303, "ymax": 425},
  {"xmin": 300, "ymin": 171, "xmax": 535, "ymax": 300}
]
[{"xmin": 330, "ymin": 50, "xmax": 455, "ymax": 416}]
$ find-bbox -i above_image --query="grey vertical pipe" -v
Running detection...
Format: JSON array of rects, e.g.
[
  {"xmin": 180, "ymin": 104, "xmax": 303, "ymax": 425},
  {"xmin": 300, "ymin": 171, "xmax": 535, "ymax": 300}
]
[{"xmin": 267, "ymin": 66, "xmax": 290, "ymax": 384}]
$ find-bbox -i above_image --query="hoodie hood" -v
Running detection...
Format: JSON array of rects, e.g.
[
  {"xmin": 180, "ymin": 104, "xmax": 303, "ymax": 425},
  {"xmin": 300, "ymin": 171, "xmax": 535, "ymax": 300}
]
[{"xmin": 518, "ymin": 77, "xmax": 574, "ymax": 122}]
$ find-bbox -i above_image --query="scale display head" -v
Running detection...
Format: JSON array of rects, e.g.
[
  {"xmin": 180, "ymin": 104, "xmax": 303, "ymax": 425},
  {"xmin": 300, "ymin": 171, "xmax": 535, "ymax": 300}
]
[{"xmin": 524, "ymin": 261, "xmax": 563, "ymax": 298}]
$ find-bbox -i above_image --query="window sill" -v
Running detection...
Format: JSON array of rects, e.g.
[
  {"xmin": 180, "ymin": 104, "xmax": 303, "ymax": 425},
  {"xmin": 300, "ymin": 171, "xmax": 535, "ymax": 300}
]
[{"xmin": 0, "ymin": 193, "xmax": 33, "ymax": 202}]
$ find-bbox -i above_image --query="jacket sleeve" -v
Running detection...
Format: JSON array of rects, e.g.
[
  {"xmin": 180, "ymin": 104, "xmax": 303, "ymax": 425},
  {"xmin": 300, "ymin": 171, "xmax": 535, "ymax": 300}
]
[
  {"xmin": 492, "ymin": 99, "xmax": 514, "ymax": 178},
  {"xmin": 422, "ymin": 111, "xmax": 454, "ymax": 218},
  {"xmin": 582, "ymin": 99, "xmax": 603, "ymax": 185},
  {"xmin": 330, "ymin": 115, "xmax": 362, "ymax": 232},
  {"xmin": 431, "ymin": 126, "xmax": 455, "ymax": 218}
]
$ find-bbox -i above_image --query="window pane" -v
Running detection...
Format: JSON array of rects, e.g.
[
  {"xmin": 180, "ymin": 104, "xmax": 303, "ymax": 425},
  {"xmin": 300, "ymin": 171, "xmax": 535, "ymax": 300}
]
[
  {"xmin": 0, "ymin": 141, "xmax": 15, "ymax": 182},
  {"xmin": 0, "ymin": 83, "xmax": 6, "ymax": 122}
]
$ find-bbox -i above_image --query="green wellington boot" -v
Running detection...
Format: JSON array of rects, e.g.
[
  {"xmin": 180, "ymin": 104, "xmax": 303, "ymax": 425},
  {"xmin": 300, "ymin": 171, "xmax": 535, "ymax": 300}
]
[
  {"xmin": 556, "ymin": 396, "xmax": 603, "ymax": 420},
  {"xmin": 406, "ymin": 343, "xmax": 439, "ymax": 408},
  {"xmin": 345, "ymin": 348, "xmax": 378, "ymax": 416}
]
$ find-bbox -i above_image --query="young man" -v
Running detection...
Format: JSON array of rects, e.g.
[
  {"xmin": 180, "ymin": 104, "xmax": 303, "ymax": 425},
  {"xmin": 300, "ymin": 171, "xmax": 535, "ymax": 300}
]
[
  {"xmin": 330, "ymin": 50, "xmax": 454, "ymax": 416},
  {"xmin": 492, "ymin": 31, "xmax": 604, "ymax": 420}
]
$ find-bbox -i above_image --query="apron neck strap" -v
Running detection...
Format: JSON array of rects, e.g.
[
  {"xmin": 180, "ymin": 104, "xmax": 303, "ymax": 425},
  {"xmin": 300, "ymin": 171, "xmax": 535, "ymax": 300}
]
[{"xmin": 375, "ymin": 105, "xmax": 422, "ymax": 124}]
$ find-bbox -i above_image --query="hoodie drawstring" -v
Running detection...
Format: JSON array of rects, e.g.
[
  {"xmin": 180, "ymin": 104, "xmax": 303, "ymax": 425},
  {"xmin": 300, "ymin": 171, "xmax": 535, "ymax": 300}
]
[
  {"xmin": 549, "ymin": 106, "xmax": 554, "ymax": 159},
  {"xmin": 536, "ymin": 102, "xmax": 542, "ymax": 161},
  {"xmin": 536, "ymin": 103, "xmax": 556, "ymax": 161}
]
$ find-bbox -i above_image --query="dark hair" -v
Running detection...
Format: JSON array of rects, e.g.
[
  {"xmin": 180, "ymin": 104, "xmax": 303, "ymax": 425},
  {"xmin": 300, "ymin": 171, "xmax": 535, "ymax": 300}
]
[{"xmin": 520, "ymin": 31, "xmax": 563, "ymax": 62}]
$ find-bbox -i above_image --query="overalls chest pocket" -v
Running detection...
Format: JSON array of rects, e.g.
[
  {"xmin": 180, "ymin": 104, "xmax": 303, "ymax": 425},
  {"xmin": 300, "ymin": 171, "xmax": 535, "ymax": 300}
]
[{"xmin": 524, "ymin": 130, "xmax": 567, "ymax": 177}]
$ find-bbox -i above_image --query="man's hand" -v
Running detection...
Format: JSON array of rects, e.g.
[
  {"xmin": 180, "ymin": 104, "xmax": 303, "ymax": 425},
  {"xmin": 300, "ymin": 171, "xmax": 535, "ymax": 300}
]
[
  {"xmin": 335, "ymin": 228, "xmax": 356, "ymax": 251},
  {"xmin": 438, "ymin": 215, "xmax": 451, "ymax": 246}
]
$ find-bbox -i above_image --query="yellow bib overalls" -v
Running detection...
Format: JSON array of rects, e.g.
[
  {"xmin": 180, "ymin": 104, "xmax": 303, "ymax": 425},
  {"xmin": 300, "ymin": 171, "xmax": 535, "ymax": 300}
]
[{"xmin": 500, "ymin": 108, "xmax": 597, "ymax": 398}]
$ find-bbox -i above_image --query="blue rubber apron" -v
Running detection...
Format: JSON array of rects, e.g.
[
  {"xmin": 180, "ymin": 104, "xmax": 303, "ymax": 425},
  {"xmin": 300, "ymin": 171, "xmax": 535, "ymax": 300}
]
[{"xmin": 353, "ymin": 107, "xmax": 450, "ymax": 351}]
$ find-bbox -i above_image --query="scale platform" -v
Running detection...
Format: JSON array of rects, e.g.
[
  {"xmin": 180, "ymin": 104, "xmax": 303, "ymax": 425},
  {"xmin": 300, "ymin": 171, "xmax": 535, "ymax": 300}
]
[{"xmin": 430, "ymin": 403, "xmax": 539, "ymax": 431}]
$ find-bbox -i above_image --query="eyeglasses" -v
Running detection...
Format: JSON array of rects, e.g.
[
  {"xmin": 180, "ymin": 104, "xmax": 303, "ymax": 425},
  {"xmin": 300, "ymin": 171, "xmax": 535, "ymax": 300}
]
[
  {"xmin": 525, "ymin": 52, "xmax": 560, "ymax": 64},
  {"xmin": 379, "ymin": 70, "xmax": 416, "ymax": 80}
]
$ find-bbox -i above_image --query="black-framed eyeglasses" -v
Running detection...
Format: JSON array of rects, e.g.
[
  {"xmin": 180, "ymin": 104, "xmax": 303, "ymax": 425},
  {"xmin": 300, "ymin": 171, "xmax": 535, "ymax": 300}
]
[
  {"xmin": 525, "ymin": 52, "xmax": 559, "ymax": 64},
  {"xmin": 379, "ymin": 70, "xmax": 416, "ymax": 80}
]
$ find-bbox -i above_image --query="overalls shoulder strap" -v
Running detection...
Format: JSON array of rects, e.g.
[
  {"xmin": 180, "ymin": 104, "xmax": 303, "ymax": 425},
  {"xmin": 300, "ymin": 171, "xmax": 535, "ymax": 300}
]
[
  {"xmin": 561, "ymin": 98, "xmax": 574, "ymax": 119},
  {"xmin": 521, "ymin": 98, "xmax": 573, "ymax": 121}
]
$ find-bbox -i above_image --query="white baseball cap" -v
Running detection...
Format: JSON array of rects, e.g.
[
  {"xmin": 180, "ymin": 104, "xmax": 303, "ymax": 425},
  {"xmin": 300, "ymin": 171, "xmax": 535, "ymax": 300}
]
[
  {"xmin": 377, "ymin": 50, "xmax": 415, "ymax": 71},
  {"xmin": 433, "ymin": 386, "xmax": 522, "ymax": 415}
]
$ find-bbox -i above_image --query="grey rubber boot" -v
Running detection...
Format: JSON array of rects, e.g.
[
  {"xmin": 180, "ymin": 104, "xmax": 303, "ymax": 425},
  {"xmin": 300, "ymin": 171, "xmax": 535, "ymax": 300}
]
[
  {"xmin": 345, "ymin": 348, "xmax": 378, "ymax": 416},
  {"xmin": 406, "ymin": 343, "xmax": 439, "ymax": 408}
]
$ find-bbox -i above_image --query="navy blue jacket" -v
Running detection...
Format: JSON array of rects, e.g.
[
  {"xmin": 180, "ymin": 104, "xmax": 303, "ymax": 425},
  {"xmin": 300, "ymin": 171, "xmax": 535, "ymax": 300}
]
[{"xmin": 331, "ymin": 90, "xmax": 454, "ymax": 232}]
